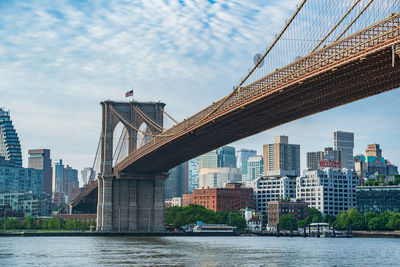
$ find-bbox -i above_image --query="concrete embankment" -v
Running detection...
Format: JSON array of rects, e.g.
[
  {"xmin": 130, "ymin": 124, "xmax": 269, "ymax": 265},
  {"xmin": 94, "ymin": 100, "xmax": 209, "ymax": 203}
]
[{"xmin": 352, "ymin": 231, "xmax": 400, "ymax": 238}]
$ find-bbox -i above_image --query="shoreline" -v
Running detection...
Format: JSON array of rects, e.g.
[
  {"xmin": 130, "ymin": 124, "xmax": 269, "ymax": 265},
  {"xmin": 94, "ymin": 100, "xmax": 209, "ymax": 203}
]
[{"xmin": 1, "ymin": 230, "xmax": 399, "ymax": 238}]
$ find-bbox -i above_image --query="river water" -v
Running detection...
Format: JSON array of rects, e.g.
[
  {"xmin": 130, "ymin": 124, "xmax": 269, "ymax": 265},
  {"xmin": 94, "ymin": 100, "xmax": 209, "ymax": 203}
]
[{"xmin": 1, "ymin": 236, "xmax": 399, "ymax": 266}]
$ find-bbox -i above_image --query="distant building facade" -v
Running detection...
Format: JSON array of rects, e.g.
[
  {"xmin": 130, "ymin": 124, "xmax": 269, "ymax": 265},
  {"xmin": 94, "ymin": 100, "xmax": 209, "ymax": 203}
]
[
  {"xmin": 306, "ymin": 147, "xmax": 341, "ymax": 170},
  {"xmin": 199, "ymin": 146, "xmax": 237, "ymax": 169},
  {"xmin": 296, "ymin": 167, "xmax": 358, "ymax": 216},
  {"xmin": 268, "ymin": 200, "xmax": 308, "ymax": 227},
  {"xmin": 182, "ymin": 183, "xmax": 253, "ymax": 212},
  {"xmin": 236, "ymin": 149, "xmax": 257, "ymax": 177},
  {"xmin": 334, "ymin": 131, "xmax": 354, "ymax": 170},
  {"xmin": 0, "ymin": 157, "xmax": 44, "ymax": 194},
  {"xmin": 52, "ymin": 160, "xmax": 78, "ymax": 204},
  {"xmin": 252, "ymin": 170, "xmax": 297, "ymax": 215},
  {"xmin": 356, "ymin": 186, "xmax": 400, "ymax": 214},
  {"xmin": 0, "ymin": 108, "xmax": 22, "ymax": 167},
  {"xmin": 354, "ymin": 144, "xmax": 398, "ymax": 176},
  {"xmin": 80, "ymin": 167, "xmax": 96, "ymax": 186},
  {"xmin": 188, "ymin": 157, "xmax": 199, "ymax": 193},
  {"xmin": 263, "ymin": 136, "xmax": 300, "ymax": 176},
  {"xmin": 242, "ymin": 155, "xmax": 263, "ymax": 182},
  {"xmin": 0, "ymin": 192, "xmax": 52, "ymax": 217},
  {"xmin": 28, "ymin": 149, "xmax": 52, "ymax": 195},
  {"xmin": 165, "ymin": 162, "xmax": 189, "ymax": 199},
  {"xmin": 199, "ymin": 167, "xmax": 241, "ymax": 188}
]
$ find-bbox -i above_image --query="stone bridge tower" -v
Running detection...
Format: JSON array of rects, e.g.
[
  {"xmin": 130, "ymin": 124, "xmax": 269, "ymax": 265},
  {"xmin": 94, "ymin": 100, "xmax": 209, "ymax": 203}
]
[{"xmin": 97, "ymin": 100, "xmax": 167, "ymax": 232}]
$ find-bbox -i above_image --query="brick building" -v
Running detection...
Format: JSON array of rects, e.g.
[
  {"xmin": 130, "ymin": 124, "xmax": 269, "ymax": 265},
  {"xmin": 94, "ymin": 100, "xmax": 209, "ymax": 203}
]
[
  {"xmin": 268, "ymin": 200, "xmax": 308, "ymax": 227},
  {"xmin": 182, "ymin": 182, "xmax": 253, "ymax": 212}
]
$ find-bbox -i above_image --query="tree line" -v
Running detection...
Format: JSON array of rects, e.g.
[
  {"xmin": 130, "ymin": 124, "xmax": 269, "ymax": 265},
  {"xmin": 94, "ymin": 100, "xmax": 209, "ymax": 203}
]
[
  {"xmin": 166, "ymin": 204, "xmax": 247, "ymax": 231},
  {"xmin": 0, "ymin": 216, "xmax": 96, "ymax": 231},
  {"xmin": 278, "ymin": 207, "xmax": 400, "ymax": 231}
]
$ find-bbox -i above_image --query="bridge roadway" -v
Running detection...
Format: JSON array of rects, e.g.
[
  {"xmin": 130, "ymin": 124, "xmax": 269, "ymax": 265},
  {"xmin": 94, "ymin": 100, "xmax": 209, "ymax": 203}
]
[{"xmin": 114, "ymin": 14, "xmax": 400, "ymax": 175}]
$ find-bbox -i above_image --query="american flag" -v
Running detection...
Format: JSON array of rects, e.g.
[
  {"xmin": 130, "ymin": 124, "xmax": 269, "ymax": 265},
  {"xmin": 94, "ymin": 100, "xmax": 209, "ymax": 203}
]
[{"xmin": 125, "ymin": 90, "xmax": 133, "ymax": 97}]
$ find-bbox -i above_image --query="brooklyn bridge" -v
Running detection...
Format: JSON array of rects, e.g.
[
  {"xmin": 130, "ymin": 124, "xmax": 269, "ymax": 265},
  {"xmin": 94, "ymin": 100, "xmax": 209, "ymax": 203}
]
[{"xmin": 71, "ymin": 0, "xmax": 400, "ymax": 232}]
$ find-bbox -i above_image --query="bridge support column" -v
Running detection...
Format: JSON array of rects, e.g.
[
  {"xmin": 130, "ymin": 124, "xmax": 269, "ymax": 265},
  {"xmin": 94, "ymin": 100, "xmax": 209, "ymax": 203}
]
[
  {"xmin": 101, "ymin": 175, "xmax": 114, "ymax": 232},
  {"xmin": 96, "ymin": 176, "xmax": 103, "ymax": 231},
  {"xmin": 97, "ymin": 173, "xmax": 167, "ymax": 232}
]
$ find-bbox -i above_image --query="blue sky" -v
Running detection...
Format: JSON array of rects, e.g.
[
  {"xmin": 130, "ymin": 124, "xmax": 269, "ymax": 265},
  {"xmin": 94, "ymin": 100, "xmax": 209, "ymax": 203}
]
[{"xmin": 0, "ymin": 0, "xmax": 399, "ymax": 175}]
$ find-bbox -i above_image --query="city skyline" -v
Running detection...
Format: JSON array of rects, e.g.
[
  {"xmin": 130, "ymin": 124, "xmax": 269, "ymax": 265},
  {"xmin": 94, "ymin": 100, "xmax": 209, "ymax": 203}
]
[{"xmin": 0, "ymin": 0, "xmax": 399, "ymax": 173}]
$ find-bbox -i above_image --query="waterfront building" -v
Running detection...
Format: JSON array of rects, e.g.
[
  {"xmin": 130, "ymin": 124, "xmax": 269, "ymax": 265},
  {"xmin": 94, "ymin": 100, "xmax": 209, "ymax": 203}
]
[
  {"xmin": 236, "ymin": 149, "xmax": 257, "ymax": 176},
  {"xmin": 0, "ymin": 107, "xmax": 22, "ymax": 167},
  {"xmin": 356, "ymin": 185, "xmax": 400, "ymax": 214},
  {"xmin": 80, "ymin": 167, "xmax": 96, "ymax": 186},
  {"xmin": 171, "ymin": 197, "xmax": 182, "ymax": 207},
  {"xmin": 198, "ymin": 167, "xmax": 241, "ymax": 188},
  {"xmin": 306, "ymin": 147, "xmax": 341, "ymax": 170},
  {"xmin": 354, "ymin": 144, "xmax": 398, "ymax": 176},
  {"xmin": 188, "ymin": 157, "xmax": 199, "ymax": 193},
  {"xmin": 334, "ymin": 131, "xmax": 354, "ymax": 170},
  {"xmin": 252, "ymin": 170, "xmax": 297, "ymax": 215},
  {"xmin": 165, "ymin": 162, "xmax": 188, "ymax": 199},
  {"xmin": 0, "ymin": 156, "xmax": 44, "ymax": 194},
  {"xmin": 242, "ymin": 155, "xmax": 263, "ymax": 181},
  {"xmin": 199, "ymin": 146, "xmax": 237, "ymax": 169},
  {"xmin": 263, "ymin": 136, "xmax": 300, "ymax": 176},
  {"xmin": 0, "ymin": 192, "xmax": 52, "ymax": 217},
  {"xmin": 296, "ymin": 167, "xmax": 358, "ymax": 216},
  {"xmin": 182, "ymin": 182, "xmax": 253, "ymax": 212},
  {"xmin": 267, "ymin": 199, "xmax": 308, "ymax": 227},
  {"xmin": 28, "ymin": 149, "xmax": 52, "ymax": 195}
]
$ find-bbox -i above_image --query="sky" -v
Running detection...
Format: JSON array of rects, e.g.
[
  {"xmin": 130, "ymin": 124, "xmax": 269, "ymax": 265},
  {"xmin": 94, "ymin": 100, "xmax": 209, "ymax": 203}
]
[{"xmin": 0, "ymin": 0, "xmax": 399, "ymax": 178}]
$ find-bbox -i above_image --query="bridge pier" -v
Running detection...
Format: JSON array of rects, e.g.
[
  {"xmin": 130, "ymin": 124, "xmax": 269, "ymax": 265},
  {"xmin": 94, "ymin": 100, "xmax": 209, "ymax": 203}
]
[{"xmin": 97, "ymin": 173, "xmax": 167, "ymax": 232}]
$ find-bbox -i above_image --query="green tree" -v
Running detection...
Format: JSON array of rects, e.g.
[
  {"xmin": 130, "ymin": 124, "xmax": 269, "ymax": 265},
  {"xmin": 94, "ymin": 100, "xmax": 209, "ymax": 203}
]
[
  {"xmin": 298, "ymin": 219, "xmax": 305, "ymax": 229},
  {"xmin": 394, "ymin": 175, "xmax": 400, "ymax": 185},
  {"xmin": 323, "ymin": 214, "xmax": 336, "ymax": 225},
  {"xmin": 279, "ymin": 215, "xmax": 298, "ymax": 230},
  {"xmin": 6, "ymin": 217, "xmax": 21, "ymax": 229},
  {"xmin": 305, "ymin": 208, "xmax": 322, "ymax": 225},
  {"xmin": 386, "ymin": 213, "xmax": 400, "ymax": 230},
  {"xmin": 24, "ymin": 216, "xmax": 34, "ymax": 230},
  {"xmin": 345, "ymin": 208, "xmax": 364, "ymax": 230},
  {"xmin": 368, "ymin": 217, "xmax": 385, "ymax": 231}
]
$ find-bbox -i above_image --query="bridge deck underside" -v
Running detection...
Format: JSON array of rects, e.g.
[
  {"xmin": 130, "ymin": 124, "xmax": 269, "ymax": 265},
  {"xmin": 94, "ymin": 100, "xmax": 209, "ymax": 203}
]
[{"xmin": 117, "ymin": 46, "xmax": 400, "ymax": 174}]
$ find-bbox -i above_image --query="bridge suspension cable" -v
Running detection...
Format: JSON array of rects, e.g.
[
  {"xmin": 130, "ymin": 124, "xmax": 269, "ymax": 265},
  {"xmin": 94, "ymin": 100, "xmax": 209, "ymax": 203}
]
[
  {"xmin": 196, "ymin": 0, "xmax": 308, "ymax": 123},
  {"xmin": 159, "ymin": 106, "xmax": 179, "ymax": 124},
  {"xmin": 86, "ymin": 134, "xmax": 101, "ymax": 186},
  {"xmin": 109, "ymin": 105, "xmax": 177, "ymax": 137},
  {"xmin": 131, "ymin": 105, "xmax": 166, "ymax": 132},
  {"xmin": 335, "ymin": 0, "xmax": 375, "ymax": 42},
  {"xmin": 310, "ymin": 0, "xmax": 362, "ymax": 54}
]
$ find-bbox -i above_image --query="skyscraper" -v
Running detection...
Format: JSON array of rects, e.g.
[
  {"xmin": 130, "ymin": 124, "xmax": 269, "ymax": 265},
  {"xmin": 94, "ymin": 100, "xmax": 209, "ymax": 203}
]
[
  {"xmin": 199, "ymin": 146, "xmax": 237, "ymax": 169},
  {"xmin": 0, "ymin": 108, "xmax": 22, "ymax": 167},
  {"xmin": 81, "ymin": 167, "xmax": 96, "ymax": 186},
  {"xmin": 188, "ymin": 158, "xmax": 199, "ymax": 193},
  {"xmin": 236, "ymin": 149, "xmax": 257, "ymax": 177},
  {"xmin": 242, "ymin": 155, "xmax": 263, "ymax": 181},
  {"xmin": 217, "ymin": 146, "xmax": 236, "ymax": 168},
  {"xmin": 52, "ymin": 159, "xmax": 78, "ymax": 203},
  {"xmin": 334, "ymin": 131, "xmax": 354, "ymax": 170},
  {"xmin": 263, "ymin": 136, "xmax": 300, "ymax": 175},
  {"xmin": 165, "ymin": 162, "xmax": 189, "ymax": 199},
  {"xmin": 28, "ymin": 149, "xmax": 52, "ymax": 195}
]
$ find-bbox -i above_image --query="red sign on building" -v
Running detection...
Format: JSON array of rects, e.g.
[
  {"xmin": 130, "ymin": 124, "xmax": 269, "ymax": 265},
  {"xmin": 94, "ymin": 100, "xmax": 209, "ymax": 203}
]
[{"xmin": 319, "ymin": 160, "xmax": 341, "ymax": 168}]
